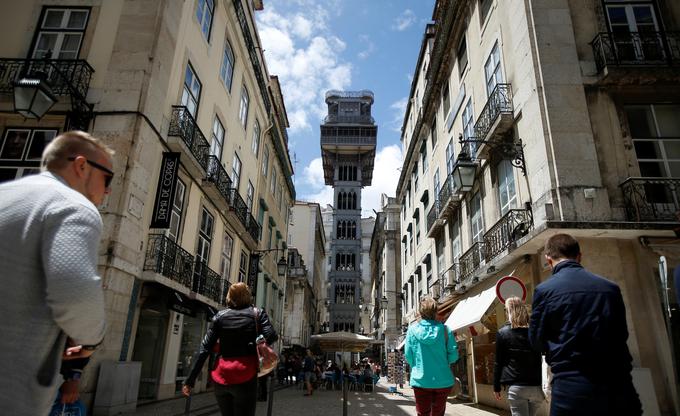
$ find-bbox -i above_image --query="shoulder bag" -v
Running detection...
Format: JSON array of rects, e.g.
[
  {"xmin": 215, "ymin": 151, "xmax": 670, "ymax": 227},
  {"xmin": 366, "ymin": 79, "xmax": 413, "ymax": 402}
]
[
  {"xmin": 253, "ymin": 307, "xmax": 279, "ymax": 377},
  {"xmin": 443, "ymin": 324, "xmax": 462, "ymax": 398}
]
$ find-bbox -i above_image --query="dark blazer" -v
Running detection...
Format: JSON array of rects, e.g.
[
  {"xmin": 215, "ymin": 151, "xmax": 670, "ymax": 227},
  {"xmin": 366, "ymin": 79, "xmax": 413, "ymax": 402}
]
[
  {"xmin": 493, "ymin": 324, "xmax": 542, "ymax": 392},
  {"xmin": 185, "ymin": 306, "xmax": 278, "ymax": 387},
  {"xmin": 529, "ymin": 260, "xmax": 633, "ymax": 383}
]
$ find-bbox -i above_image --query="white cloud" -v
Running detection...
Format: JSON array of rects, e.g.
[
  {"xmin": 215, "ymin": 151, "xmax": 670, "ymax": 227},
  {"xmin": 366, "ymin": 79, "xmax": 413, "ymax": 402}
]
[
  {"xmin": 357, "ymin": 35, "xmax": 375, "ymax": 60},
  {"xmin": 392, "ymin": 9, "xmax": 416, "ymax": 31},
  {"xmin": 387, "ymin": 96, "xmax": 408, "ymax": 133},
  {"xmin": 361, "ymin": 145, "xmax": 403, "ymax": 216},
  {"xmin": 297, "ymin": 146, "xmax": 404, "ymax": 217},
  {"xmin": 257, "ymin": 4, "xmax": 352, "ymax": 137}
]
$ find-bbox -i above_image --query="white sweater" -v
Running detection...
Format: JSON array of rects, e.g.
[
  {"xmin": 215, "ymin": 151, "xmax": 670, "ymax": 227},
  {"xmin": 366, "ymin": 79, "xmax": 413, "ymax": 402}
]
[{"xmin": 0, "ymin": 172, "xmax": 106, "ymax": 415}]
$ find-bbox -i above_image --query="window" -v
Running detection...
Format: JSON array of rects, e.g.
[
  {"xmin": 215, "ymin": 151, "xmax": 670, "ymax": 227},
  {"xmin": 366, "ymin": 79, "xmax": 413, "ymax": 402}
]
[
  {"xmin": 470, "ymin": 192, "xmax": 484, "ymax": 243},
  {"xmin": 246, "ymin": 181, "xmax": 254, "ymax": 212},
  {"xmin": 168, "ymin": 179, "xmax": 186, "ymax": 242},
  {"xmin": 436, "ymin": 238, "xmax": 445, "ymax": 280},
  {"xmin": 606, "ymin": 4, "xmax": 662, "ymax": 61},
  {"xmin": 258, "ymin": 205, "xmax": 266, "ymax": 229},
  {"xmin": 462, "ymin": 99, "xmax": 475, "ymax": 153},
  {"xmin": 220, "ymin": 233, "xmax": 234, "ymax": 280},
  {"xmin": 196, "ymin": 207, "xmax": 214, "ymax": 264},
  {"xmin": 239, "ymin": 86, "xmax": 250, "ymax": 128},
  {"xmin": 210, "ymin": 116, "xmax": 225, "ymax": 158},
  {"xmin": 626, "ymin": 104, "xmax": 680, "ymax": 178},
  {"xmin": 431, "ymin": 120, "xmax": 437, "ymax": 147},
  {"xmin": 480, "ymin": 0, "xmax": 493, "ymax": 24},
  {"xmin": 267, "ymin": 224, "xmax": 273, "ymax": 249},
  {"xmin": 181, "ymin": 63, "xmax": 201, "ymax": 118},
  {"xmin": 0, "ymin": 129, "xmax": 57, "ymax": 182},
  {"xmin": 498, "ymin": 160, "xmax": 518, "ymax": 215},
  {"xmin": 415, "ymin": 213, "xmax": 421, "ymax": 244},
  {"xmin": 420, "ymin": 143, "xmax": 428, "ymax": 173},
  {"xmin": 31, "ymin": 8, "xmax": 89, "ymax": 59},
  {"xmin": 446, "ymin": 139, "xmax": 455, "ymax": 175},
  {"xmin": 484, "ymin": 42, "xmax": 503, "ymax": 96},
  {"xmin": 442, "ymin": 82, "xmax": 451, "ymax": 116},
  {"xmin": 232, "ymin": 154, "xmax": 242, "ymax": 191},
  {"xmin": 262, "ymin": 146, "xmax": 269, "ymax": 177},
  {"xmin": 252, "ymin": 120, "xmax": 260, "ymax": 155},
  {"xmin": 195, "ymin": 0, "xmax": 214, "ymax": 41},
  {"xmin": 457, "ymin": 35, "xmax": 468, "ymax": 77},
  {"xmin": 412, "ymin": 166, "xmax": 419, "ymax": 192},
  {"xmin": 270, "ymin": 168, "xmax": 277, "ymax": 194},
  {"xmin": 433, "ymin": 168, "xmax": 441, "ymax": 202},
  {"xmin": 239, "ymin": 250, "xmax": 248, "ymax": 282},
  {"xmin": 451, "ymin": 217, "xmax": 462, "ymax": 262},
  {"xmin": 220, "ymin": 40, "xmax": 235, "ymax": 91}
]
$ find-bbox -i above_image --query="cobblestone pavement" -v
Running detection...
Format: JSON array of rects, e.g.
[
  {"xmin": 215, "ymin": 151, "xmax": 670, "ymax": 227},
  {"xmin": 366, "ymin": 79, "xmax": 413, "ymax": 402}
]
[{"xmin": 123, "ymin": 379, "xmax": 508, "ymax": 416}]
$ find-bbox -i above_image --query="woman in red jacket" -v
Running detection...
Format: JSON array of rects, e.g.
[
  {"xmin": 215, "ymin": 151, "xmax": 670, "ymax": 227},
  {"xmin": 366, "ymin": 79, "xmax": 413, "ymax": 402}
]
[{"xmin": 182, "ymin": 283, "xmax": 278, "ymax": 416}]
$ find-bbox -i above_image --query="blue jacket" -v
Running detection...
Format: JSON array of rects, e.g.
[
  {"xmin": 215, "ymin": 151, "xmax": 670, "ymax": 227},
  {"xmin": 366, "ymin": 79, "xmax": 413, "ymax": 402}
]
[
  {"xmin": 405, "ymin": 319, "xmax": 458, "ymax": 388},
  {"xmin": 529, "ymin": 260, "xmax": 634, "ymax": 383}
]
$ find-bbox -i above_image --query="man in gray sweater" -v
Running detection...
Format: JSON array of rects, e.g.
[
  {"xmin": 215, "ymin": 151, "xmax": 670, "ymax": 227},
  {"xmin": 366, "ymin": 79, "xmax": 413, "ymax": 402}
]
[{"xmin": 0, "ymin": 131, "xmax": 113, "ymax": 415}]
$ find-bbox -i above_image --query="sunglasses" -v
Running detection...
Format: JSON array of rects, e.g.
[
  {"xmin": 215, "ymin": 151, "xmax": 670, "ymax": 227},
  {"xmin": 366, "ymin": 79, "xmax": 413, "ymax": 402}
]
[{"xmin": 67, "ymin": 156, "xmax": 114, "ymax": 188}]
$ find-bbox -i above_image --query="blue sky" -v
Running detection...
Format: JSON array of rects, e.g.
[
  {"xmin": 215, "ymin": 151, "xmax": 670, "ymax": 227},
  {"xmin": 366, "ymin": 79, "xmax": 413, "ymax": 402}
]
[{"xmin": 256, "ymin": 0, "xmax": 435, "ymax": 215}]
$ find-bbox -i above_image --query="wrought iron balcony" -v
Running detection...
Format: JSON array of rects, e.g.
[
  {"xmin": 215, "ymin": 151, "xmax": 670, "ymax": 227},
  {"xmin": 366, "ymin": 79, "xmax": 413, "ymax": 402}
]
[
  {"xmin": 193, "ymin": 260, "xmax": 224, "ymax": 304},
  {"xmin": 620, "ymin": 177, "xmax": 680, "ymax": 222},
  {"xmin": 246, "ymin": 214, "xmax": 261, "ymax": 242},
  {"xmin": 143, "ymin": 233, "xmax": 194, "ymax": 288},
  {"xmin": 227, "ymin": 188, "xmax": 249, "ymax": 230},
  {"xmin": 458, "ymin": 241, "xmax": 485, "ymax": 282},
  {"xmin": 204, "ymin": 155, "xmax": 233, "ymax": 206},
  {"xmin": 591, "ymin": 31, "xmax": 680, "ymax": 71},
  {"xmin": 232, "ymin": 0, "xmax": 270, "ymax": 112},
  {"xmin": 221, "ymin": 280, "xmax": 231, "ymax": 307},
  {"xmin": 436, "ymin": 174, "xmax": 462, "ymax": 222},
  {"xmin": 0, "ymin": 58, "xmax": 93, "ymax": 99},
  {"xmin": 473, "ymin": 83, "xmax": 513, "ymax": 144},
  {"xmin": 483, "ymin": 208, "xmax": 533, "ymax": 262},
  {"xmin": 168, "ymin": 106, "xmax": 210, "ymax": 176}
]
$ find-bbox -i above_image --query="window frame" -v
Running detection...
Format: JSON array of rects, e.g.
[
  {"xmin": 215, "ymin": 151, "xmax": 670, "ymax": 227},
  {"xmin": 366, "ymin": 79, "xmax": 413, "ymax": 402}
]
[
  {"xmin": 220, "ymin": 232, "xmax": 234, "ymax": 280},
  {"xmin": 0, "ymin": 128, "xmax": 58, "ymax": 183},
  {"xmin": 29, "ymin": 7, "xmax": 90, "ymax": 59},
  {"xmin": 239, "ymin": 85, "xmax": 250, "ymax": 128},
  {"xmin": 195, "ymin": 0, "xmax": 215, "ymax": 42},
  {"xmin": 181, "ymin": 63, "xmax": 202, "ymax": 118},
  {"xmin": 232, "ymin": 153, "xmax": 242, "ymax": 191},
  {"xmin": 220, "ymin": 38, "xmax": 236, "ymax": 92},
  {"xmin": 210, "ymin": 116, "xmax": 225, "ymax": 158}
]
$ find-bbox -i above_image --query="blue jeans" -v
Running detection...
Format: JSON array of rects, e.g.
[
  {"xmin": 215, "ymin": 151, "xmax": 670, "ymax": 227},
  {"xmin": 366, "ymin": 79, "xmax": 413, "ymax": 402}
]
[{"xmin": 507, "ymin": 385, "xmax": 545, "ymax": 416}]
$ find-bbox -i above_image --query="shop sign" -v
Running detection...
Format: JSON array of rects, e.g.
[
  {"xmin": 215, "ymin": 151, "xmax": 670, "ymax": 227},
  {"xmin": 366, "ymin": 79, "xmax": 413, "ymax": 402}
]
[
  {"xmin": 150, "ymin": 152, "xmax": 180, "ymax": 228},
  {"xmin": 167, "ymin": 290, "xmax": 196, "ymax": 317},
  {"xmin": 247, "ymin": 253, "xmax": 260, "ymax": 296}
]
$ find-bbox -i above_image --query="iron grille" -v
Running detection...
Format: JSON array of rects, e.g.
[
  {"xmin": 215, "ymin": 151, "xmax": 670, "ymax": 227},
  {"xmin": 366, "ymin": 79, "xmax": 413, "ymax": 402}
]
[
  {"xmin": 458, "ymin": 242, "xmax": 485, "ymax": 282},
  {"xmin": 168, "ymin": 106, "xmax": 210, "ymax": 171},
  {"xmin": 483, "ymin": 208, "xmax": 533, "ymax": 262},
  {"xmin": 591, "ymin": 31, "xmax": 680, "ymax": 71},
  {"xmin": 227, "ymin": 188, "xmax": 249, "ymax": 229},
  {"xmin": 193, "ymin": 260, "xmax": 223, "ymax": 304},
  {"xmin": 620, "ymin": 177, "xmax": 680, "ymax": 222},
  {"xmin": 143, "ymin": 233, "xmax": 194, "ymax": 288},
  {"xmin": 473, "ymin": 83, "xmax": 513, "ymax": 141},
  {"xmin": 205, "ymin": 155, "xmax": 233, "ymax": 202},
  {"xmin": 0, "ymin": 58, "xmax": 93, "ymax": 99}
]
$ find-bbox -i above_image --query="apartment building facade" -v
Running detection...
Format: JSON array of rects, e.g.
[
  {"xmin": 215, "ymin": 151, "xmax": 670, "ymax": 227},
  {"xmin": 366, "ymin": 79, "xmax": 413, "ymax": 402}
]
[
  {"xmin": 397, "ymin": 0, "xmax": 679, "ymax": 413},
  {"xmin": 0, "ymin": 0, "xmax": 294, "ymax": 410}
]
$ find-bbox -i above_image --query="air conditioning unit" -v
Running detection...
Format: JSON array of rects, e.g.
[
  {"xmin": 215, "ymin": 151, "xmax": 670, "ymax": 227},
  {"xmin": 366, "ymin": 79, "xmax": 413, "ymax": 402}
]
[{"xmin": 444, "ymin": 269, "xmax": 458, "ymax": 288}]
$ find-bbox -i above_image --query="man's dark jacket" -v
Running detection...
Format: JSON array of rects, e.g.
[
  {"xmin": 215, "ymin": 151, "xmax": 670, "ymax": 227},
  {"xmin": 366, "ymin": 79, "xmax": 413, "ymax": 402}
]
[
  {"xmin": 529, "ymin": 260, "xmax": 641, "ymax": 414},
  {"xmin": 493, "ymin": 324, "xmax": 542, "ymax": 392}
]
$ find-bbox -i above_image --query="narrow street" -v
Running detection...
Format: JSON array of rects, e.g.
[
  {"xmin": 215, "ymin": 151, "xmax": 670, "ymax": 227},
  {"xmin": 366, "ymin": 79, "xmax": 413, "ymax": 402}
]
[{"xmin": 123, "ymin": 379, "xmax": 509, "ymax": 416}]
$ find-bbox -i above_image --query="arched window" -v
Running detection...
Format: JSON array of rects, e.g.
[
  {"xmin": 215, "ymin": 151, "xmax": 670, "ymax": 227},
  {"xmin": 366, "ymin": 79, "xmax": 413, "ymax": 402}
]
[
  {"xmin": 351, "ymin": 221, "xmax": 356, "ymax": 239},
  {"xmin": 352, "ymin": 192, "xmax": 357, "ymax": 209},
  {"xmin": 335, "ymin": 253, "xmax": 340, "ymax": 270}
]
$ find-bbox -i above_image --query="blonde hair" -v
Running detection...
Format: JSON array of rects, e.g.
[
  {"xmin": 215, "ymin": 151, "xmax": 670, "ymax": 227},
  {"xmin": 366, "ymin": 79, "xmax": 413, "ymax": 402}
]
[
  {"xmin": 505, "ymin": 296, "xmax": 530, "ymax": 329},
  {"xmin": 227, "ymin": 282, "xmax": 253, "ymax": 309},
  {"xmin": 419, "ymin": 296, "xmax": 437, "ymax": 320},
  {"xmin": 42, "ymin": 130, "xmax": 115, "ymax": 171}
]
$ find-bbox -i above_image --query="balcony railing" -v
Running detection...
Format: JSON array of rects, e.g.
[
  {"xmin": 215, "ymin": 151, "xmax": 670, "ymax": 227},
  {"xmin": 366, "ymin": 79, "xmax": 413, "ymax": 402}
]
[
  {"xmin": 620, "ymin": 177, "xmax": 680, "ymax": 222},
  {"xmin": 458, "ymin": 242, "xmax": 485, "ymax": 282},
  {"xmin": 483, "ymin": 208, "xmax": 533, "ymax": 262},
  {"xmin": 591, "ymin": 31, "xmax": 680, "ymax": 71},
  {"xmin": 168, "ymin": 106, "xmax": 210, "ymax": 171},
  {"xmin": 0, "ymin": 58, "xmax": 94, "ymax": 99},
  {"xmin": 473, "ymin": 83, "xmax": 513, "ymax": 142},
  {"xmin": 323, "ymin": 114, "xmax": 375, "ymax": 124},
  {"xmin": 227, "ymin": 188, "xmax": 249, "ymax": 229},
  {"xmin": 193, "ymin": 260, "xmax": 224, "ymax": 304},
  {"xmin": 205, "ymin": 155, "xmax": 233, "ymax": 197},
  {"xmin": 143, "ymin": 234, "xmax": 194, "ymax": 288},
  {"xmin": 426, "ymin": 200, "xmax": 440, "ymax": 233},
  {"xmin": 246, "ymin": 214, "xmax": 261, "ymax": 242}
]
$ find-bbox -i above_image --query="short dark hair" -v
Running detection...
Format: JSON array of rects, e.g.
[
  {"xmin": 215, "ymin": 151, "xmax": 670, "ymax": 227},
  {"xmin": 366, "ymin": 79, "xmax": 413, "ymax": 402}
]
[{"xmin": 544, "ymin": 233, "xmax": 580, "ymax": 260}]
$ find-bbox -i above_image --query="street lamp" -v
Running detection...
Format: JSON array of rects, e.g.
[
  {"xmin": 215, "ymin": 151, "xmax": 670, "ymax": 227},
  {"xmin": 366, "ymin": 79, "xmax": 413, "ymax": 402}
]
[
  {"xmin": 13, "ymin": 75, "xmax": 57, "ymax": 119},
  {"xmin": 380, "ymin": 295, "xmax": 388, "ymax": 310},
  {"xmin": 276, "ymin": 256, "xmax": 287, "ymax": 277},
  {"xmin": 451, "ymin": 151, "xmax": 477, "ymax": 194}
]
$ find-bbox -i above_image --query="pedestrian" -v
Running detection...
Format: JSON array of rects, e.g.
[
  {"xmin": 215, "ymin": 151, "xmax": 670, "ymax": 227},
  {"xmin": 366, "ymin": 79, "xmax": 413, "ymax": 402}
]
[
  {"xmin": 405, "ymin": 296, "xmax": 459, "ymax": 416},
  {"xmin": 182, "ymin": 282, "xmax": 278, "ymax": 416},
  {"xmin": 493, "ymin": 296, "xmax": 544, "ymax": 415},
  {"xmin": 0, "ymin": 131, "xmax": 111, "ymax": 415},
  {"xmin": 302, "ymin": 349, "xmax": 316, "ymax": 396},
  {"xmin": 529, "ymin": 233, "xmax": 642, "ymax": 416}
]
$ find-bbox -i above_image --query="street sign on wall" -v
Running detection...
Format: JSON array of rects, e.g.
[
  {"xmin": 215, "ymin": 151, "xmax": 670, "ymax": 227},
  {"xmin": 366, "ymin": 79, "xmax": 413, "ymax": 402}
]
[
  {"xmin": 495, "ymin": 276, "xmax": 527, "ymax": 304},
  {"xmin": 150, "ymin": 152, "xmax": 180, "ymax": 228}
]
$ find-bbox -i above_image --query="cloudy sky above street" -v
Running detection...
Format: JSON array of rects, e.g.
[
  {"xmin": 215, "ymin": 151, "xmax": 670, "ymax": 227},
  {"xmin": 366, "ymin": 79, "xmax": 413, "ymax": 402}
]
[{"xmin": 256, "ymin": 0, "xmax": 434, "ymax": 216}]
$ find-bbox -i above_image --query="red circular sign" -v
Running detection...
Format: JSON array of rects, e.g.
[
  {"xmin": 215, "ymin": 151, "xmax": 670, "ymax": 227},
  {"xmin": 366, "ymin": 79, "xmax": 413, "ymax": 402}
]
[{"xmin": 495, "ymin": 276, "xmax": 527, "ymax": 303}]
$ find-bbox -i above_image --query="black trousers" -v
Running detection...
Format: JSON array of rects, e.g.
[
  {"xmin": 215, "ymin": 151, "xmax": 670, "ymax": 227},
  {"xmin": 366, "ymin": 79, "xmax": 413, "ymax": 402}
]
[
  {"xmin": 214, "ymin": 377, "xmax": 257, "ymax": 416},
  {"xmin": 551, "ymin": 376, "xmax": 642, "ymax": 416}
]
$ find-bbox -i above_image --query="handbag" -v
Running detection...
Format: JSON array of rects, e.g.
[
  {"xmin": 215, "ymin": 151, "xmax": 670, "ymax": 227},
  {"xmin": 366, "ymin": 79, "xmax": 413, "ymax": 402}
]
[
  {"xmin": 48, "ymin": 392, "xmax": 86, "ymax": 416},
  {"xmin": 443, "ymin": 325, "xmax": 463, "ymax": 398},
  {"xmin": 253, "ymin": 307, "xmax": 279, "ymax": 377}
]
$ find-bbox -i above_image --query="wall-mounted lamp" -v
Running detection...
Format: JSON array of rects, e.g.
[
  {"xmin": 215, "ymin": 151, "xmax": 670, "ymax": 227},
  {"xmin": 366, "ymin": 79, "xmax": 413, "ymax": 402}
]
[{"xmin": 13, "ymin": 75, "xmax": 57, "ymax": 119}]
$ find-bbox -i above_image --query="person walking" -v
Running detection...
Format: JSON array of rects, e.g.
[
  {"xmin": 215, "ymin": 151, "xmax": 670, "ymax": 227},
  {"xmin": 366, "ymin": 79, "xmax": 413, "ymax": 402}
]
[
  {"xmin": 182, "ymin": 282, "xmax": 277, "ymax": 416},
  {"xmin": 493, "ymin": 296, "xmax": 544, "ymax": 415},
  {"xmin": 405, "ymin": 296, "xmax": 459, "ymax": 416},
  {"xmin": 0, "ymin": 131, "xmax": 112, "ymax": 415},
  {"xmin": 302, "ymin": 349, "xmax": 316, "ymax": 396},
  {"xmin": 529, "ymin": 233, "xmax": 642, "ymax": 416}
]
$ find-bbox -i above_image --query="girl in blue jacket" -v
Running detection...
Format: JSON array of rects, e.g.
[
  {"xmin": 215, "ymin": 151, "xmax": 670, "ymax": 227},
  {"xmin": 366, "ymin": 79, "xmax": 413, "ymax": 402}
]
[{"xmin": 405, "ymin": 296, "xmax": 459, "ymax": 416}]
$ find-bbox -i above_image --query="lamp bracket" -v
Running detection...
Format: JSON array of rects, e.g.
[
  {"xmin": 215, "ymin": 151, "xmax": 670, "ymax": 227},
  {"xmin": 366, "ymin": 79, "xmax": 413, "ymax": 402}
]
[{"xmin": 458, "ymin": 137, "xmax": 527, "ymax": 176}]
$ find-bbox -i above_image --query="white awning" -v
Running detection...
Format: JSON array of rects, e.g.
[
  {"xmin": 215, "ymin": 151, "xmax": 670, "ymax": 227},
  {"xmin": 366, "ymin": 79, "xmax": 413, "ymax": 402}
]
[
  {"xmin": 396, "ymin": 338, "xmax": 406, "ymax": 350},
  {"xmin": 445, "ymin": 285, "xmax": 497, "ymax": 335}
]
